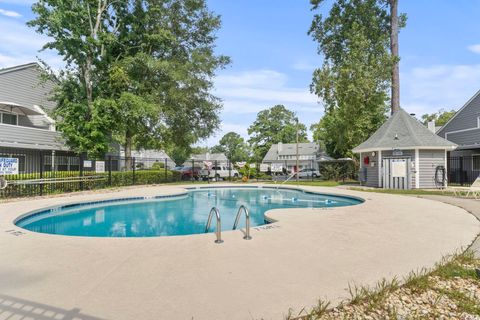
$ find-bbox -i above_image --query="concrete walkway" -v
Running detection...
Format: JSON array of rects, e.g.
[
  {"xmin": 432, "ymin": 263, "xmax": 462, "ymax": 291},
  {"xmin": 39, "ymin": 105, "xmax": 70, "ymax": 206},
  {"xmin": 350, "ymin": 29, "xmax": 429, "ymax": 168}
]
[
  {"xmin": 0, "ymin": 184, "xmax": 478, "ymax": 320},
  {"xmin": 418, "ymin": 195, "xmax": 480, "ymax": 258}
]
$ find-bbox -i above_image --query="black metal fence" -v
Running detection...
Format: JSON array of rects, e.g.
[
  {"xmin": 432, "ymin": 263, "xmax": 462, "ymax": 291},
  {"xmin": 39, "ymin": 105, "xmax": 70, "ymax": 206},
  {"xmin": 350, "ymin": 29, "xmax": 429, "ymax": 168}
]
[
  {"xmin": 447, "ymin": 156, "xmax": 480, "ymax": 186},
  {"xmin": 0, "ymin": 151, "xmax": 183, "ymax": 199},
  {"xmin": 0, "ymin": 149, "xmax": 358, "ymax": 198}
]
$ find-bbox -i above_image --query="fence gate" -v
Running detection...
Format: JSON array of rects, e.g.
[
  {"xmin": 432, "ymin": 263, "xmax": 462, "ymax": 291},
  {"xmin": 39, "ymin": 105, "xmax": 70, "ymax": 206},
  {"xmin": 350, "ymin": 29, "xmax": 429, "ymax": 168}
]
[{"xmin": 382, "ymin": 157, "xmax": 411, "ymax": 189}]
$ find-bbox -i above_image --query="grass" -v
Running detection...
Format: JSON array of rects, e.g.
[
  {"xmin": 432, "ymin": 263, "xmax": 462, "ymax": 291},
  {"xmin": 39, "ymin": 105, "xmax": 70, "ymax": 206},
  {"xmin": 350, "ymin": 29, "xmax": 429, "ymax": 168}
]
[
  {"xmin": 292, "ymin": 250, "xmax": 480, "ymax": 319},
  {"xmin": 271, "ymin": 180, "xmax": 358, "ymax": 187}
]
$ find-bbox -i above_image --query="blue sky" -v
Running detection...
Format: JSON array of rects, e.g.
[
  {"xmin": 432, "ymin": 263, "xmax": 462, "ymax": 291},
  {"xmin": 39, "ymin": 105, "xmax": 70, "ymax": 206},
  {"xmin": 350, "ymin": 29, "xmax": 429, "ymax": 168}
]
[{"xmin": 1, "ymin": 1, "xmax": 480, "ymax": 146}]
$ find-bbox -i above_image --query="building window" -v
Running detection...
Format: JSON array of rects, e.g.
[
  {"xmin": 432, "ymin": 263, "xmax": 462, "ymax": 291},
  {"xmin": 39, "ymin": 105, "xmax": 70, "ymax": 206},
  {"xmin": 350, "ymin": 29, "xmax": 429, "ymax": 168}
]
[
  {"xmin": 1, "ymin": 113, "xmax": 18, "ymax": 125},
  {"xmin": 473, "ymin": 155, "xmax": 480, "ymax": 171}
]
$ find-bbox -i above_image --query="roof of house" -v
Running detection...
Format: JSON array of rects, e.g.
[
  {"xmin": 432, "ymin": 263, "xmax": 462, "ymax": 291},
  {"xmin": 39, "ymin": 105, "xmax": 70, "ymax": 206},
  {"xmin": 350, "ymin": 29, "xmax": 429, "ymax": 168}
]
[
  {"xmin": 0, "ymin": 62, "xmax": 56, "ymax": 113},
  {"xmin": 353, "ymin": 108, "xmax": 457, "ymax": 153},
  {"xmin": 437, "ymin": 89, "xmax": 480, "ymax": 137},
  {"xmin": 190, "ymin": 153, "xmax": 228, "ymax": 161},
  {"xmin": 263, "ymin": 142, "xmax": 323, "ymax": 161}
]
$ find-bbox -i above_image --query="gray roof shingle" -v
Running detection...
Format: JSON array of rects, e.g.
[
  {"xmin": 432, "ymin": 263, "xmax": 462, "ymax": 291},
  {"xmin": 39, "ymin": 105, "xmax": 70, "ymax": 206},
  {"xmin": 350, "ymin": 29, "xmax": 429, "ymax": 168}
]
[{"xmin": 353, "ymin": 109, "xmax": 457, "ymax": 153}]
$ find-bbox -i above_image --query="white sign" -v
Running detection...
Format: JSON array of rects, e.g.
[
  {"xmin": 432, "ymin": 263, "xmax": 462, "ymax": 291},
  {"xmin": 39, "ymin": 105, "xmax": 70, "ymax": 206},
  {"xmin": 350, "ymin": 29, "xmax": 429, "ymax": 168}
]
[
  {"xmin": 271, "ymin": 163, "xmax": 283, "ymax": 172},
  {"xmin": 236, "ymin": 162, "xmax": 246, "ymax": 168},
  {"xmin": 0, "ymin": 158, "xmax": 18, "ymax": 175},
  {"xmin": 391, "ymin": 160, "xmax": 407, "ymax": 178},
  {"xmin": 95, "ymin": 161, "xmax": 105, "ymax": 173},
  {"xmin": 203, "ymin": 161, "xmax": 213, "ymax": 169},
  {"xmin": 83, "ymin": 160, "xmax": 92, "ymax": 168},
  {"xmin": 260, "ymin": 164, "xmax": 269, "ymax": 172},
  {"xmin": 250, "ymin": 163, "xmax": 256, "ymax": 169}
]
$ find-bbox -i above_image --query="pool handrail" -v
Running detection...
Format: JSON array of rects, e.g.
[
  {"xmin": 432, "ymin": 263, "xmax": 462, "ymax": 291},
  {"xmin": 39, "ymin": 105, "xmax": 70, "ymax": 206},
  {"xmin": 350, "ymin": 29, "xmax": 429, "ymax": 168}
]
[
  {"xmin": 232, "ymin": 205, "xmax": 252, "ymax": 240},
  {"xmin": 205, "ymin": 207, "xmax": 223, "ymax": 244}
]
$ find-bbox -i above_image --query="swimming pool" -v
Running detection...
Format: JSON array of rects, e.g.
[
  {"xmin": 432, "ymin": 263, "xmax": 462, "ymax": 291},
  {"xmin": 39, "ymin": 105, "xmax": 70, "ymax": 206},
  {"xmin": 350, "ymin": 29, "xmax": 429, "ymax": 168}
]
[{"xmin": 15, "ymin": 187, "xmax": 363, "ymax": 237}]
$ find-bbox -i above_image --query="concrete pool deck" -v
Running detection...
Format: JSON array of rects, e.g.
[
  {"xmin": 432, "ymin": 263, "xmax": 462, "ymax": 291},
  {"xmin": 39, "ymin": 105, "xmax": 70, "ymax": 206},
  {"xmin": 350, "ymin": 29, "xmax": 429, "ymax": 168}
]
[{"xmin": 0, "ymin": 184, "xmax": 478, "ymax": 320}]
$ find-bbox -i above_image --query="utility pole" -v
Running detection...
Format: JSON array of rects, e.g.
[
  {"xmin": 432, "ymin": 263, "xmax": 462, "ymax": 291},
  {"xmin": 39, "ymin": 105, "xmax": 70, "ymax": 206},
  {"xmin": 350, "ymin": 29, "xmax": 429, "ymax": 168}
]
[
  {"xmin": 390, "ymin": 0, "xmax": 400, "ymax": 114},
  {"xmin": 296, "ymin": 118, "xmax": 299, "ymax": 183}
]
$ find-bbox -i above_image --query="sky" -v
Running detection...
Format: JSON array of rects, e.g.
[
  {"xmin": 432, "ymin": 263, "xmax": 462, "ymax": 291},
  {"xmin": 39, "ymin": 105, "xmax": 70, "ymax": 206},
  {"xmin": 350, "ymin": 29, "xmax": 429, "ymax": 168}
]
[{"xmin": 0, "ymin": 0, "xmax": 480, "ymax": 147}]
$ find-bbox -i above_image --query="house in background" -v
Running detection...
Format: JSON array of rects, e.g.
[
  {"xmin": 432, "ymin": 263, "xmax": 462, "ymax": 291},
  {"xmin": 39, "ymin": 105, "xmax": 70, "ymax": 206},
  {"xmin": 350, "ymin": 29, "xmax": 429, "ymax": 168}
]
[
  {"xmin": 120, "ymin": 149, "xmax": 176, "ymax": 169},
  {"xmin": 262, "ymin": 142, "xmax": 331, "ymax": 173},
  {"xmin": 184, "ymin": 152, "xmax": 228, "ymax": 166},
  {"xmin": 354, "ymin": 109, "xmax": 456, "ymax": 189},
  {"xmin": 0, "ymin": 62, "xmax": 177, "ymax": 174},
  {"xmin": 437, "ymin": 90, "xmax": 480, "ymax": 157},
  {"xmin": 0, "ymin": 63, "xmax": 73, "ymax": 173},
  {"xmin": 436, "ymin": 89, "xmax": 480, "ymax": 183}
]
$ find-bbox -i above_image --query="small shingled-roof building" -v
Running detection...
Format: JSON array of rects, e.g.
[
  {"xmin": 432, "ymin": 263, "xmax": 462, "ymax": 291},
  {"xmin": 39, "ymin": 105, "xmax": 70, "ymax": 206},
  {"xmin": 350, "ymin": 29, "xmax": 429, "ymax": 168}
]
[{"xmin": 353, "ymin": 109, "xmax": 457, "ymax": 189}]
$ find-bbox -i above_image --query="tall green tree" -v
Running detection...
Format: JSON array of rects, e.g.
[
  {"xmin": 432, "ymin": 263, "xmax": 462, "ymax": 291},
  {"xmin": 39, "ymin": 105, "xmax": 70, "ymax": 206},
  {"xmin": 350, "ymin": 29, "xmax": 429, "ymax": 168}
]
[
  {"xmin": 309, "ymin": 0, "xmax": 403, "ymax": 158},
  {"xmin": 247, "ymin": 105, "xmax": 308, "ymax": 162},
  {"xmin": 211, "ymin": 132, "xmax": 250, "ymax": 163},
  {"xmin": 29, "ymin": 0, "xmax": 229, "ymax": 165},
  {"xmin": 421, "ymin": 109, "xmax": 456, "ymax": 127}
]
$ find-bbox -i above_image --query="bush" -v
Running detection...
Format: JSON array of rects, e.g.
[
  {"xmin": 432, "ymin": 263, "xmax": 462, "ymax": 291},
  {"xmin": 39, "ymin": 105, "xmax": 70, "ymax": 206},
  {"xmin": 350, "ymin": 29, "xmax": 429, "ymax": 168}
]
[
  {"xmin": 319, "ymin": 162, "xmax": 358, "ymax": 181},
  {"xmin": 1, "ymin": 169, "xmax": 182, "ymax": 198}
]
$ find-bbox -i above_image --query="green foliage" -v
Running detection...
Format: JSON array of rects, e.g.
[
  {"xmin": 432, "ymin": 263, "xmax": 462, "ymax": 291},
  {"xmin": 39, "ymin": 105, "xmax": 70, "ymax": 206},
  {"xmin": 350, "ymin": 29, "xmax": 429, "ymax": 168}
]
[
  {"xmin": 309, "ymin": 0, "xmax": 400, "ymax": 158},
  {"xmin": 212, "ymin": 132, "xmax": 250, "ymax": 163},
  {"xmin": 319, "ymin": 161, "xmax": 357, "ymax": 181},
  {"xmin": 190, "ymin": 146, "xmax": 209, "ymax": 155},
  {"xmin": 247, "ymin": 105, "xmax": 308, "ymax": 162},
  {"xmin": 421, "ymin": 108, "xmax": 456, "ymax": 127},
  {"xmin": 2, "ymin": 170, "xmax": 181, "ymax": 198},
  {"xmin": 29, "ymin": 0, "xmax": 229, "ymax": 158},
  {"xmin": 151, "ymin": 162, "xmax": 165, "ymax": 170}
]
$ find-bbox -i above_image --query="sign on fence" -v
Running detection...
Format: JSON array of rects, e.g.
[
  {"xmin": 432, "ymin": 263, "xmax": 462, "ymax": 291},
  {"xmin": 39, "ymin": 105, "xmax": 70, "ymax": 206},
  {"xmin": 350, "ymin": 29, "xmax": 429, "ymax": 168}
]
[
  {"xmin": 83, "ymin": 160, "xmax": 92, "ymax": 168},
  {"xmin": 95, "ymin": 161, "xmax": 105, "ymax": 173},
  {"xmin": 0, "ymin": 158, "xmax": 19, "ymax": 175},
  {"xmin": 260, "ymin": 164, "xmax": 269, "ymax": 172}
]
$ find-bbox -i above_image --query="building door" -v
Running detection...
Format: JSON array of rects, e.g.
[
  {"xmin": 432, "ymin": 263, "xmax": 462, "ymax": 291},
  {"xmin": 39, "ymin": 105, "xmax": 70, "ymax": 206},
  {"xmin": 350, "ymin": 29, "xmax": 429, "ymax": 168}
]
[{"xmin": 382, "ymin": 158, "xmax": 411, "ymax": 189}]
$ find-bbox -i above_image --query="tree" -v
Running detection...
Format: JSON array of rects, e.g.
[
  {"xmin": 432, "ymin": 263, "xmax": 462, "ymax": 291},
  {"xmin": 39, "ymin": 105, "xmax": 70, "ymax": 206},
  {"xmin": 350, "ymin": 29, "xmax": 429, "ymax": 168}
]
[
  {"xmin": 212, "ymin": 132, "xmax": 250, "ymax": 163},
  {"xmin": 389, "ymin": 0, "xmax": 400, "ymax": 114},
  {"xmin": 309, "ymin": 0, "xmax": 402, "ymax": 158},
  {"xmin": 29, "ymin": 0, "xmax": 229, "ymax": 166},
  {"xmin": 247, "ymin": 105, "xmax": 308, "ymax": 162},
  {"xmin": 421, "ymin": 109, "xmax": 456, "ymax": 127}
]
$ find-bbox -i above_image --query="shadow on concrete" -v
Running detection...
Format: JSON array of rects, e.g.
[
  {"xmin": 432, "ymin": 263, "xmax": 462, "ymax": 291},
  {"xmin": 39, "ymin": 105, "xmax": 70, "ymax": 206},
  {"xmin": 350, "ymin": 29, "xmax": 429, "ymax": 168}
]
[{"xmin": 0, "ymin": 293, "xmax": 105, "ymax": 320}]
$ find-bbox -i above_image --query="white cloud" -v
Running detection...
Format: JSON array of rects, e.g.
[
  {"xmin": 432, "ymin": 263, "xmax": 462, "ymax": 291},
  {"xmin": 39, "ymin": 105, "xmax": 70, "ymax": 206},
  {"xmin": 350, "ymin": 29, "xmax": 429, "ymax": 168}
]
[
  {"xmin": 216, "ymin": 69, "xmax": 287, "ymax": 88},
  {"xmin": 291, "ymin": 60, "xmax": 318, "ymax": 71},
  {"xmin": 468, "ymin": 44, "xmax": 480, "ymax": 54},
  {"xmin": 210, "ymin": 68, "xmax": 323, "ymax": 145},
  {"xmin": 0, "ymin": 8, "xmax": 21, "ymax": 17},
  {"xmin": 0, "ymin": 18, "xmax": 63, "ymax": 69},
  {"xmin": 401, "ymin": 64, "xmax": 480, "ymax": 116}
]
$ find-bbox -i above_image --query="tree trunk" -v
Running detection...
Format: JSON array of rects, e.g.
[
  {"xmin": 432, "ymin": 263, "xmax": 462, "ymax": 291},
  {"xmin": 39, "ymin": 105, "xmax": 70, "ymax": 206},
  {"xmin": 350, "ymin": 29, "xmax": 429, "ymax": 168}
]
[
  {"xmin": 124, "ymin": 131, "xmax": 133, "ymax": 171},
  {"xmin": 390, "ymin": 0, "xmax": 400, "ymax": 114}
]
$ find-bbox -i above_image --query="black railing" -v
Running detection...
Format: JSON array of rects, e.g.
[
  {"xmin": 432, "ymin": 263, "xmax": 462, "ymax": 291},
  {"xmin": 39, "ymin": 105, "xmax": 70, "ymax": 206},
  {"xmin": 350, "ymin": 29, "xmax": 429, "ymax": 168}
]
[{"xmin": 447, "ymin": 156, "xmax": 480, "ymax": 186}]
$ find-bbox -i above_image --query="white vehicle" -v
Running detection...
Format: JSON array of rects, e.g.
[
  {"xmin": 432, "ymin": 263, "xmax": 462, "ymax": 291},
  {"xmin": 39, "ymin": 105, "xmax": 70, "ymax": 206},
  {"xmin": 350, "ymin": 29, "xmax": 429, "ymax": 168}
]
[
  {"xmin": 297, "ymin": 168, "xmax": 321, "ymax": 179},
  {"xmin": 199, "ymin": 165, "xmax": 240, "ymax": 180}
]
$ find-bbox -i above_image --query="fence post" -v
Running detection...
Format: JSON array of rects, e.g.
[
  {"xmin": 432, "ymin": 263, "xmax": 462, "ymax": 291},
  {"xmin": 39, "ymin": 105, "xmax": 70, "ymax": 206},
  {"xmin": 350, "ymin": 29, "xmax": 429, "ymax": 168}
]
[
  {"xmin": 132, "ymin": 157, "xmax": 136, "ymax": 185},
  {"xmin": 39, "ymin": 152, "xmax": 44, "ymax": 196},
  {"xmin": 214, "ymin": 160, "xmax": 218, "ymax": 181},
  {"xmin": 108, "ymin": 156, "xmax": 112, "ymax": 186},
  {"xmin": 228, "ymin": 160, "xmax": 231, "ymax": 181},
  {"xmin": 460, "ymin": 156, "xmax": 464, "ymax": 186},
  {"xmin": 164, "ymin": 158, "xmax": 168, "ymax": 182},
  {"xmin": 257, "ymin": 162, "xmax": 259, "ymax": 182},
  {"xmin": 79, "ymin": 154, "xmax": 84, "ymax": 191},
  {"xmin": 192, "ymin": 159, "xmax": 195, "ymax": 182}
]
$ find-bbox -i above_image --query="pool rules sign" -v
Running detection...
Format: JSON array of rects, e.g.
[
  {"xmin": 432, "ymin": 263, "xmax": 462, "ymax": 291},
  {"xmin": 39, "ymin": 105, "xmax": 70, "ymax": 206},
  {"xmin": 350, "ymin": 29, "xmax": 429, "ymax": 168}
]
[{"xmin": 0, "ymin": 158, "xmax": 19, "ymax": 175}]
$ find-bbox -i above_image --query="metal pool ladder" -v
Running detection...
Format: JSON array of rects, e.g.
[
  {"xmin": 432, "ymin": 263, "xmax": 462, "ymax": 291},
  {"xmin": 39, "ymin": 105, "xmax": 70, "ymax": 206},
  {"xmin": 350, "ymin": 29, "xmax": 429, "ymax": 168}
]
[
  {"xmin": 205, "ymin": 207, "xmax": 223, "ymax": 244},
  {"xmin": 232, "ymin": 205, "xmax": 252, "ymax": 240}
]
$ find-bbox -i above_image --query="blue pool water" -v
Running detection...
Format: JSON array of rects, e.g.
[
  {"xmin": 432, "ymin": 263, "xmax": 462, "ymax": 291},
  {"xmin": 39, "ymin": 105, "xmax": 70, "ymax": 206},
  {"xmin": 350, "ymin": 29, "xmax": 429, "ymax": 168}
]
[{"xmin": 16, "ymin": 187, "xmax": 363, "ymax": 237}]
